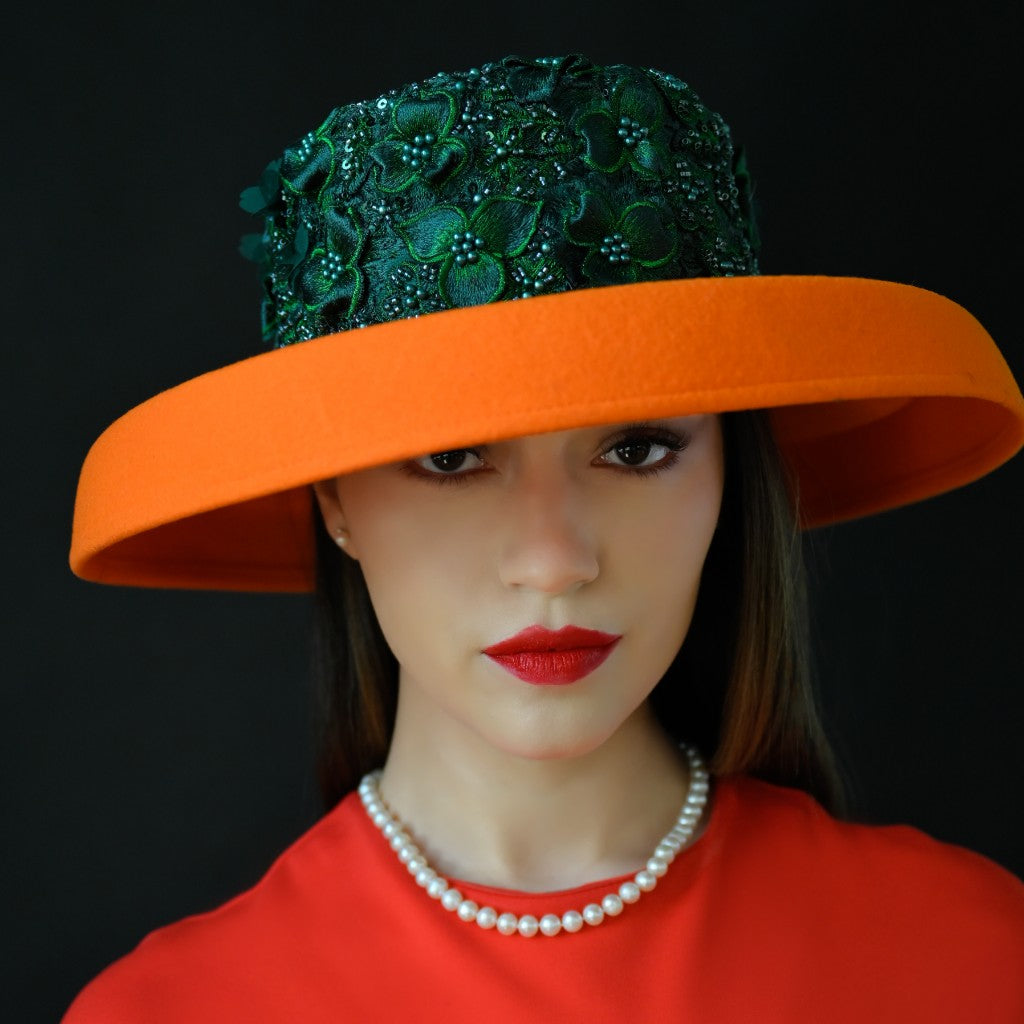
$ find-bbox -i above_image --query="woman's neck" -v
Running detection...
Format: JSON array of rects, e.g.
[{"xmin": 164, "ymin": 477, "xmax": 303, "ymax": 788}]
[{"xmin": 378, "ymin": 689, "xmax": 693, "ymax": 893}]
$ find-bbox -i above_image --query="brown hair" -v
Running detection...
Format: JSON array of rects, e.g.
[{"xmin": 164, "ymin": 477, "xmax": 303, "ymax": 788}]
[{"xmin": 311, "ymin": 410, "xmax": 845, "ymax": 814}]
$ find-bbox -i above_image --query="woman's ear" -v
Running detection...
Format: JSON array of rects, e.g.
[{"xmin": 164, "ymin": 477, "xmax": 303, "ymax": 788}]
[{"xmin": 311, "ymin": 479, "xmax": 358, "ymax": 559}]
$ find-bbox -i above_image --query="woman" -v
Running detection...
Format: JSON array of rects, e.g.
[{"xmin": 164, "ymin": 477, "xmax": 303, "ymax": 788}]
[{"xmin": 64, "ymin": 55, "xmax": 1024, "ymax": 1021}]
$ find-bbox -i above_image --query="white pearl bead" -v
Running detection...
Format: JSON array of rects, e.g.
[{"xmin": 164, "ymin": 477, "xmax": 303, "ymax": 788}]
[
  {"xmin": 476, "ymin": 906, "xmax": 497, "ymax": 929},
  {"xmin": 582, "ymin": 903, "xmax": 605, "ymax": 926},
  {"xmin": 635, "ymin": 870, "xmax": 657, "ymax": 892},
  {"xmin": 496, "ymin": 913, "xmax": 519, "ymax": 936},
  {"xmin": 601, "ymin": 894, "xmax": 624, "ymax": 916},
  {"xmin": 561, "ymin": 910, "xmax": 584, "ymax": 933},
  {"xmin": 427, "ymin": 877, "xmax": 448, "ymax": 899},
  {"xmin": 382, "ymin": 821, "xmax": 399, "ymax": 838},
  {"xmin": 372, "ymin": 811, "xmax": 388, "ymax": 828},
  {"xmin": 441, "ymin": 888, "xmax": 463, "ymax": 911},
  {"xmin": 457, "ymin": 899, "xmax": 479, "ymax": 922},
  {"xmin": 647, "ymin": 856, "xmax": 668, "ymax": 877},
  {"xmin": 398, "ymin": 844, "xmax": 419, "ymax": 863},
  {"xmin": 517, "ymin": 914, "xmax": 539, "ymax": 937},
  {"xmin": 407, "ymin": 857, "xmax": 426, "ymax": 875},
  {"xmin": 539, "ymin": 914, "xmax": 562, "ymax": 936},
  {"xmin": 389, "ymin": 832, "xmax": 409, "ymax": 850},
  {"xmin": 414, "ymin": 867, "xmax": 436, "ymax": 887},
  {"xmin": 618, "ymin": 881, "xmax": 641, "ymax": 904}
]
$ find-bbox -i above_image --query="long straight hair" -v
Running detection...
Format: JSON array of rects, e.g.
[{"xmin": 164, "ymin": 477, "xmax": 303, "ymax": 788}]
[{"xmin": 312, "ymin": 410, "xmax": 845, "ymax": 814}]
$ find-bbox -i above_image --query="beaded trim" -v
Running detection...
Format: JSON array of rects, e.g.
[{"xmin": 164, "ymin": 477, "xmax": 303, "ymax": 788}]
[{"xmin": 357, "ymin": 744, "xmax": 709, "ymax": 937}]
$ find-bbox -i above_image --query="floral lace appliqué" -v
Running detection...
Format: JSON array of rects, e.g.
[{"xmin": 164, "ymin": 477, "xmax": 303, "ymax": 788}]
[
  {"xmin": 399, "ymin": 196, "xmax": 542, "ymax": 307},
  {"xmin": 369, "ymin": 93, "xmax": 469, "ymax": 193},
  {"xmin": 566, "ymin": 192, "xmax": 677, "ymax": 286}
]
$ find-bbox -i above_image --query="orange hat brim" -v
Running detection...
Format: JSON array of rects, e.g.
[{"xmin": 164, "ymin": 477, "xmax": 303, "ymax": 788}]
[{"xmin": 70, "ymin": 276, "xmax": 1024, "ymax": 592}]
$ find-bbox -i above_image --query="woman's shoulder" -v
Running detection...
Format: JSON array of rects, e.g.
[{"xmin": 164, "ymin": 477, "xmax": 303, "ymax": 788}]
[
  {"xmin": 60, "ymin": 792, "xmax": 372, "ymax": 1024},
  {"xmin": 720, "ymin": 774, "xmax": 1022, "ymax": 891},
  {"xmin": 713, "ymin": 774, "xmax": 1024, "ymax": 951},
  {"xmin": 723, "ymin": 773, "xmax": 1021, "ymax": 887}
]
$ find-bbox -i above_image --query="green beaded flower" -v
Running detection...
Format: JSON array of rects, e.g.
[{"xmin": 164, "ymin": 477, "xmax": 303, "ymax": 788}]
[
  {"xmin": 576, "ymin": 73, "xmax": 672, "ymax": 178},
  {"xmin": 295, "ymin": 207, "xmax": 365, "ymax": 319},
  {"xmin": 398, "ymin": 196, "xmax": 542, "ymax": 307},
  {"xmin": 369, "ymin": 92, "xmax": 469, "ymax": 193},
  {"xmin": 566, "ymin": 192, "xmax": 677, "ymax": 286},
  {"xmin": 281, "ymin": 125, "xmax": 337, "ymax": 199}
]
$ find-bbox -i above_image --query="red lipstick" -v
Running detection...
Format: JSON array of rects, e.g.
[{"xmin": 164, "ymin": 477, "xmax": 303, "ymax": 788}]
[{"xmin": 483, "ymin": 626, "xmax": 621, "ymax": 685}]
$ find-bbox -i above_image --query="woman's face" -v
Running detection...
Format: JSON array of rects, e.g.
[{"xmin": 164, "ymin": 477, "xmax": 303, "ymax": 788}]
[{"xmin": 314, "ymin": 415, "xmax": 724, "ymax": 760}]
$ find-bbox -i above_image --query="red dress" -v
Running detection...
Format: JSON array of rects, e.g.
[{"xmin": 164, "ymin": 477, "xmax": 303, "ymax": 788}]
[{"xmin": 62, "ymin": 776, "xmax": 1024, "ymax": 1022}]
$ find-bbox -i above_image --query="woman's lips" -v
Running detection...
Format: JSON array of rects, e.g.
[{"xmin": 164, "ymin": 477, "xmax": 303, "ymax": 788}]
[{"xmin": 483, "ymin": 626, "xmax": 621, "ymax": 685}]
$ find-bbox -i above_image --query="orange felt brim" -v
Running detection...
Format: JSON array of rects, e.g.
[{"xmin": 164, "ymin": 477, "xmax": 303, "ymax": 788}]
[{"xmin": 70, "ymin": 276, "xmax": 1024, "ymax": 592}]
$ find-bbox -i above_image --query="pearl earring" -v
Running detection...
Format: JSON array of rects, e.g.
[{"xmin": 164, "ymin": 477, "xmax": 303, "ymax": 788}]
[{"xmin": 333, "ymin": 527, "xmax": 349, "ymax": 547}]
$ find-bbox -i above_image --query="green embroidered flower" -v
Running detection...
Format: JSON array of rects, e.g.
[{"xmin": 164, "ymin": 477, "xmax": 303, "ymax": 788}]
[
  {"xmin": 576, "ymin": 73, "xmax": 672, "ymax": 178},
  {"xmin": 398, "ymin": 196, "xmax": 542, "ymax": 307},
  {"xmin": 281, "ymin": 127, "xmax": 337, "ymax": 198},
  {"xmin": 565, "ymin": 192, "xmax": 677, "ymax": 286},
  {"xmin": 369, "ymin": 92, "xmax": 469, "ymax": 193},
  {"xmin": 296, "ymin": 207, "xmax": 365, "ymax": 319},
  {"xmin": 501, "ymin": 54, "xmax": 594, "ymax": 103}
]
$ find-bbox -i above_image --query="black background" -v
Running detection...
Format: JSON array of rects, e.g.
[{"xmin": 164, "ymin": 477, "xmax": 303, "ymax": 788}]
[{"xmin": 6, "ymin": 2, "xmax": 1022, "ymax": 1021}]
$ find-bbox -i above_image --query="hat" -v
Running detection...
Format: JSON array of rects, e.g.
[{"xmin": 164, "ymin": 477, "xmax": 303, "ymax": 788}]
[{"xmin": 69, "ymin": 55, "xmax": 1024, "ymax": 592}]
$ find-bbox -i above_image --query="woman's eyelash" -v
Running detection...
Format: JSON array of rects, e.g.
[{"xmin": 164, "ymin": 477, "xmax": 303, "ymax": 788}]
[
  {"xmin": 399, "ymin": 450, "xmax": 485, "ymax": 486},
  {"xmin": 401, "ymin": 427, "xmax": 690, "ymax": 486},
  {"xmin": 604, "ymin": 428, "xmax": 688, "ymax": 453},
  {"xmin": 599, "ymin": 428, "xmax": 689, "ymax": 476}
]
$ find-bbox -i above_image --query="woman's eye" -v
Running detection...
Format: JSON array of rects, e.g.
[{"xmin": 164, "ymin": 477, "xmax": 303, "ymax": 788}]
[
  {"xmin": 413, "ymin": 449, "xmax": 483, "ymax": 475},
  {"xmin": 598, "ymin": 432, "xmax": 686, "ymax": 472}
]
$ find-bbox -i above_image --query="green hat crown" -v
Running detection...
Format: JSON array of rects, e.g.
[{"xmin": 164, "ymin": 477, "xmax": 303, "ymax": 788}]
[{"xmin": 240, "ymin": 54, "xmax": 760, "ymax": 349}]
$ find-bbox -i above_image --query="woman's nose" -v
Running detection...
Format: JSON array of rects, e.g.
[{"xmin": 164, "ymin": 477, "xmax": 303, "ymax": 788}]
[{"xmin": 496, "ymin": 474, "xmax": 599, "ymax": 595}]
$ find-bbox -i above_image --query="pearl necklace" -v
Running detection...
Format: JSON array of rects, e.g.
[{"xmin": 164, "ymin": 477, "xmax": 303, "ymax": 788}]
[{"xmin": 357, "ymin": 744, "xmax": 709, "ymax": 938}]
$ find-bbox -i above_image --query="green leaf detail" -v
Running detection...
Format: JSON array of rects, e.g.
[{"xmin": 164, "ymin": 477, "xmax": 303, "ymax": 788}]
[
  {"xmin": 369, "ymin": 139, "xmax": 416, "ymax": 192},
  {"xmin": 506, "ymin": 65, "xmax": 556, "ymax": 102},
  {"xmin": 258, "ymin": 161, "xmax": 281, "ymax": 203},
  {"xmin": 632, "ymin": 139, "xmax": 669, "ymax": 177},
  {"xmin": 238, "ymin": 233, "xmax": 265, "ymax": 262},
  {"xmin": 440, "ymin": 253, "xmax": 505, "ymax": 306},
  {"xmin": 393, "ymin": 93, "xmax": 457, "ymax": 138},
  {"xmin": 582, "ymin": 249, "xmax": 636, "ymax": 286},
  {"xmin": 283, "ymin": 138, "xmax": 335, "ymax": 197},
  {"xmin": 470, "ymin": 198, "xmax": 542, "ymax": 256},
  {"xmin": 239, "ymin": 186, "xmax": 268, "ymax": 214},
  {"xmin": 620, "ymin": 203, "xmax": 675, "ymax": 265},
  {"xmin": 398, "ymin": 206, "xmax": 467, "ymax": 261},
  {"xmin": 290, "ymin": 226, "xmax": 310, "ymax": 264},
  {"xmin": 565, "ymin": 191, "xmax": 614, "ymax": 246},
  {"xmin": 423, "ymin": 138, "xmax": 469, "ymax": 182},
  {"xmin": 298, "ymin": 249, "xmax": 332, "ymax": 303},
  {"xmin": 319, "ymin": 270, "xmax": 364, "ymax": 319},
  {"xmin": 578, "ymin": 111, "xmax": 625, "ymax": 172},
  {"xmin": 324, "ymin": 208, "xmax": 364, "ymax": 261},
  {"xmin": 617, "ymin": 78, "xmax": 663, "ymax": 127}
]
